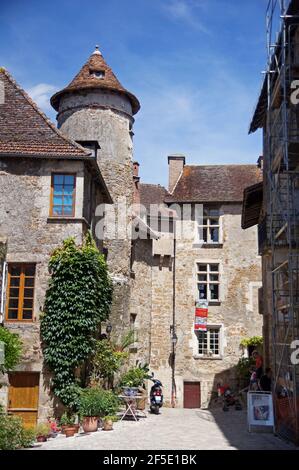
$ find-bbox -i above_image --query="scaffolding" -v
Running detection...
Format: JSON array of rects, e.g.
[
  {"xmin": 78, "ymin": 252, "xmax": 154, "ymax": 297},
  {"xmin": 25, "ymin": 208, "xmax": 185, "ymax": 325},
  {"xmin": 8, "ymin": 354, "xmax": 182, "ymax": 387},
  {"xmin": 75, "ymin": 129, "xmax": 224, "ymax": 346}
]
[{"xmin": 266, "ymin": 0, "xmax": 299, "ymax": 444}]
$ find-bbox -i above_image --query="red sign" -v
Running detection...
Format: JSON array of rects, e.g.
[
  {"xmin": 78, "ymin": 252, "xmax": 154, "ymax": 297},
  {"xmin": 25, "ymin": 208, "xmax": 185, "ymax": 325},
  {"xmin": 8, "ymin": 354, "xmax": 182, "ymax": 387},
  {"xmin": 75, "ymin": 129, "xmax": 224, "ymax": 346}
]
[{"xmin": 194, "ymin": 305, "xmax": 208, "ymax": 331}]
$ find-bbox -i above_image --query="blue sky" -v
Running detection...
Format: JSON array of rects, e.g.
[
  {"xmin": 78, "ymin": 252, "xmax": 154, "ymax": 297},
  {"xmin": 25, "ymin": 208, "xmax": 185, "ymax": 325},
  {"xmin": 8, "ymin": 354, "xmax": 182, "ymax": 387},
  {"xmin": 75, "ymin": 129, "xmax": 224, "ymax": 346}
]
[{"xmin": 0, "ymin": 0, "xmax": 268, "ymax": 186}]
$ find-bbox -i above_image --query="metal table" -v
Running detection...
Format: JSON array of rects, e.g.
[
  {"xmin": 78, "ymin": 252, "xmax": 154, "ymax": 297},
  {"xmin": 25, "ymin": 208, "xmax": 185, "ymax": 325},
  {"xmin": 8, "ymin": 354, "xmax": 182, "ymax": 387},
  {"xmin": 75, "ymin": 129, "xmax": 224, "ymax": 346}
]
[{"xmin": 118, "ymin": 395, "xmax": 147, "ymax": 421}]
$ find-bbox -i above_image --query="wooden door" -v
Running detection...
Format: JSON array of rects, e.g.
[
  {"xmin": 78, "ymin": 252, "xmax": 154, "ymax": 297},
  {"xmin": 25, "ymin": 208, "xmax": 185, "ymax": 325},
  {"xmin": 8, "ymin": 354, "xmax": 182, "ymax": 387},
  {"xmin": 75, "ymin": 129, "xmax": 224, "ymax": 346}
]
[
  {"xmin": 8, "ymin": 372, "xmax": 40, "ymax": 428},
  {"xmin": 184, "ymin": 382, "xmax": 201, "ymax": 409}
]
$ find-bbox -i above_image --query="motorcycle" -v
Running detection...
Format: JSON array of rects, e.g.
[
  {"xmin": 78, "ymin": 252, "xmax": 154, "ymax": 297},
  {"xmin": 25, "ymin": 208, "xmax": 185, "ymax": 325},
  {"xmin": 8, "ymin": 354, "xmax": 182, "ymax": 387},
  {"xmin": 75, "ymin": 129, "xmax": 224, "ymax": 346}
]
[{"xmin": 149, "ymin": 377, "xmax": 163, "ymax": 414}]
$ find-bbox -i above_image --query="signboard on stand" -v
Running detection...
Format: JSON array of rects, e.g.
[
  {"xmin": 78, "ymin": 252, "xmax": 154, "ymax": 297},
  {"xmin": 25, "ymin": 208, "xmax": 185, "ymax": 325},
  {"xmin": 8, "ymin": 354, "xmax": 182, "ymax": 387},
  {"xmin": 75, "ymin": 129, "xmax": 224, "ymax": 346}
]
[
  {"xmin": 194, "ymin": 300, "xmax": 208, "ymax": 332},
  {"xmin": 247, "ymin": 391, "xmax": 275, "ymax": 433}
]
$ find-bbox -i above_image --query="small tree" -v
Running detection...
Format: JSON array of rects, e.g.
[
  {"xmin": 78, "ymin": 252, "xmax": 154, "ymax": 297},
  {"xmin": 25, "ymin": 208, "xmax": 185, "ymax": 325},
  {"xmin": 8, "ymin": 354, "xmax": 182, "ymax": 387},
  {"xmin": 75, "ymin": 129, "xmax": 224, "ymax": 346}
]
[
  {"xmin": 0, "ymin": 327, "xmax": 22, "ymax": 374},
  {"xmin": 40, "ymin": 234, "xmax": 113, "ymax": 409}
]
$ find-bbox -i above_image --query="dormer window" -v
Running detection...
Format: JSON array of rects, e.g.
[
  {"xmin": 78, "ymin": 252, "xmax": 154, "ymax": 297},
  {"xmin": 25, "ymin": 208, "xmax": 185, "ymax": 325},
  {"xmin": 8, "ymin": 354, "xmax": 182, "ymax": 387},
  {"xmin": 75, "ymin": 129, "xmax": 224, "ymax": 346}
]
[{"xmin": 90, "ymin": 69, "xmax": 105, "ymax": 79}]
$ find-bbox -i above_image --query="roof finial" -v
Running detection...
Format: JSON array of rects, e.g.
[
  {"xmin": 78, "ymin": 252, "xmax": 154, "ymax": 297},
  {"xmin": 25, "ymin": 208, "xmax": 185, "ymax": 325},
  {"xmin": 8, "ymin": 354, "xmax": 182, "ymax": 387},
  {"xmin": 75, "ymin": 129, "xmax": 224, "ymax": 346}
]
[{"xmin": 92, "ymin": 45, "xmax": 102, "ymax": 56}]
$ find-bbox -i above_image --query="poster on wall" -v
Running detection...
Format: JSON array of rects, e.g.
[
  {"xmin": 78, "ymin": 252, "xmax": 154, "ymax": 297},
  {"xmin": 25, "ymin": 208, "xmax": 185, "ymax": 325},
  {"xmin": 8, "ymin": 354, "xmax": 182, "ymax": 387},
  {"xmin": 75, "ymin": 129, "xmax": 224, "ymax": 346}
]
[
  {"xmin": 247, "ymin": 392, "xmax": 275, "ymax": 432},
  {"xmin": 194, "ymin": 300, "xmax": 208, "ymax": 332}
]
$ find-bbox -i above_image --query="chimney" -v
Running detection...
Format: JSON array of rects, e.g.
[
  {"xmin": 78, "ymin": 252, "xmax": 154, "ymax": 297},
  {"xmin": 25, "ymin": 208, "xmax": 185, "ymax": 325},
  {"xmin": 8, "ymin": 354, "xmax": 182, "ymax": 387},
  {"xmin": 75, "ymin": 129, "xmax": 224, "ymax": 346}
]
[{"xmin": 168, "ymin": 155, "xmax": 185, "ymax": 193}]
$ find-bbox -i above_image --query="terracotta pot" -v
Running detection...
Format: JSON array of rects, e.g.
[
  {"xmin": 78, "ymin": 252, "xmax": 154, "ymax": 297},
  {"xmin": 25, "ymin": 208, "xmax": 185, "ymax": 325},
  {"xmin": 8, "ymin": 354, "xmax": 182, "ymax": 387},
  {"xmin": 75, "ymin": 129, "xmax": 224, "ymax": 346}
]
[
  {"xmin": 82, "ymin": 416, "xmax": 98, "ymax": 433},
  {"xmin": 64, "ymin": 426, "xmax": 77, "ymax": 438},
  {"xmin": 37, "ymin": 435, "xmax": 47, "ymax": 442},
  {"xmin": 61, "ymin": 425, "xmax": 67, "ymax": 434},
  {"xmin": 137, "ymin": 396, "xmax": 146, "ymax": 410},
  {"xmin": 103, "ymin": 419, "xmax": 113, "ymax": 431}
]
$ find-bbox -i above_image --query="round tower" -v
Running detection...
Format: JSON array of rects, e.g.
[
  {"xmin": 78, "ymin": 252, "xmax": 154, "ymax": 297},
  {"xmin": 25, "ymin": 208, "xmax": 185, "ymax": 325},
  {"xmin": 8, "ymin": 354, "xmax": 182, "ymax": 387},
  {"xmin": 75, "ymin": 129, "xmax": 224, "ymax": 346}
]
[{"xmin": 51, "ymin": 46, "xmax": 140, "ymax": 334}]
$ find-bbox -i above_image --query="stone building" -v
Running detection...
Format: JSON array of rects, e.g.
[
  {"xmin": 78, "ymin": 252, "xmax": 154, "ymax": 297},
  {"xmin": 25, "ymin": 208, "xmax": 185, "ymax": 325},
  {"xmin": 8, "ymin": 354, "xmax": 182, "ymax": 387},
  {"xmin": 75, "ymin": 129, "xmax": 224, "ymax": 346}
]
[
  {"xmin": 132, "ymin": 157, "xmax": 263, "ymax": 407},
  {"xmin": 242, "ymin": 0, "xmax": 299, "ymax": 445},
  {"xmin": 0, "ymin": 46, "xmax": 263, "ymax": 424},
  {"xmin": 0, "ymin": 66, "xmax": 111, "ymax": 425}
]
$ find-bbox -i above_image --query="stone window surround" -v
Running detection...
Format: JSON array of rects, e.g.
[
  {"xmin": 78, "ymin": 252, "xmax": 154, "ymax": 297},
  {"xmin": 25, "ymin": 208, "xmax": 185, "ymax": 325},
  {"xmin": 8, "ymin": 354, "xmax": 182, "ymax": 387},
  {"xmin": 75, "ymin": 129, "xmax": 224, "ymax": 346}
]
[
  {"xmin": 193, "ymin": 323, "xmax": 224, "ymax": 360},
  {"xmin": 194, "ymin": 206, "xmax": 224, "ymax": 248},
  {"xmin": 193, "ymin": 259, "xmax": 222, "ymax": 304}
]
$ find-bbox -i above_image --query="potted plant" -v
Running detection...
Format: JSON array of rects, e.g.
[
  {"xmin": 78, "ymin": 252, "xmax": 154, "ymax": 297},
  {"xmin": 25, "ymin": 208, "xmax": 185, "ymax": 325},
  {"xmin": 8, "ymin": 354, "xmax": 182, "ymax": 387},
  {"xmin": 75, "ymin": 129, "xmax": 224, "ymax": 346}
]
[
  {"xmin": 79, "ymin": 387, "xmax": 120, "ymax": 432},
  {"xmin": 35, "ymin": 423, "xmax": 51, "ymax": 443},
  {"xmin": 60, "ymin": 412, "xmax": 77, "ymax": 437},
  {"xmin": 102, "ymin": 415, "xmax": 116, "ymax": 431},
  {"xmin": 79, "ymin": 388, "xmax": 101, "ymax": 433}
]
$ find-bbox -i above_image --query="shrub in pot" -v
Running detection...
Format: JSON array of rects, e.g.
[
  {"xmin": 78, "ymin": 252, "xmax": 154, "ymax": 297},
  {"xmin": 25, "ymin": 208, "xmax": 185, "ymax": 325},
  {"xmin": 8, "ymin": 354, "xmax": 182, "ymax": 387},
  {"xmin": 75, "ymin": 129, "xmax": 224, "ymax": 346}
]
[
  {"xmin": 102, "ymin": 415, "xmax": 117, "ymax": 431},
  {"xmin": 59, "ymin": 412, "xmax": 77, "ymax": 437},
  {"xmin": 79, "ymin": 387, "xmax": 120, "ymax": 433},
  {"xmin": 35, "ymin": 423, "xmax": 51, "ymax": 443}
]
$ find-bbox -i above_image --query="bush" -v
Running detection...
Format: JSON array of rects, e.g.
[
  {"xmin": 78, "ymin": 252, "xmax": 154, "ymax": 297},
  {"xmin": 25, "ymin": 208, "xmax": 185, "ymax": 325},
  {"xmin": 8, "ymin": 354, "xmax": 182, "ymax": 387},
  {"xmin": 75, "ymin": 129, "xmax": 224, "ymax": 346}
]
[
  {"xmin": 120, "ymin": 363, "xmax": 151, "ymax": 389},
  {"xmin": 90, "ymin": 339, "xmax": 128, "ymax": 386},
  {"xmin": 35, "ymin": 422, "xmax": 51, "ymax": 437},
  {"xmin": 20, "ymin": 428, "xmax": 36, "ymax": 448},
  {"xmin": 0, "ymin": 326, "xmax": 22, "ymax": 373},
  {"xmin": 0, "ymin": 414, "xmax": 24, "ymax": 450},
  {"xmin": 78, "ymin": 387, "xmax": 120, "ymax": 418},
  {"xmin": 236, "ymin": 357, "xmax": 255, "ymax": 383},
  {"xmin": 60, "ymin": 412, "xmax": 76, "ymax": 426}
]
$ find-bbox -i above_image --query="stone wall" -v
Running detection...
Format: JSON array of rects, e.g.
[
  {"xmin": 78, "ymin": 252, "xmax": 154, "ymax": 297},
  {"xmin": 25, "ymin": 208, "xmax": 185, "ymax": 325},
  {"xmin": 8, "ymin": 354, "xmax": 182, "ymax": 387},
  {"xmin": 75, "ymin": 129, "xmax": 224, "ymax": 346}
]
[
  {"xmin": 0, "ymin": 157, "xmax": 92, "ymax": 420},
  {"xmin": 132, "ymin": 203, "xmax": 263, "ymax": 408},
  {"xmin": 57, "ymin": 92, "xmax": 135, "ymax": 346},
  {"xmin": 173, "ymin": 204, "xmax": 262, "ymax": 407}
]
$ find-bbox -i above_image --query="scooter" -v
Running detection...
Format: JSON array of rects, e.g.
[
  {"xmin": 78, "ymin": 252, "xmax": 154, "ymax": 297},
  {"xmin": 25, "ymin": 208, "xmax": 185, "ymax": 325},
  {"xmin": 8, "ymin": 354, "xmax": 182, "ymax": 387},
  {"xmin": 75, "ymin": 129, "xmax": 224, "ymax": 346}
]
[{"xmin": 149, "ymin": 377, "xmax": 163, "ymax": 414}]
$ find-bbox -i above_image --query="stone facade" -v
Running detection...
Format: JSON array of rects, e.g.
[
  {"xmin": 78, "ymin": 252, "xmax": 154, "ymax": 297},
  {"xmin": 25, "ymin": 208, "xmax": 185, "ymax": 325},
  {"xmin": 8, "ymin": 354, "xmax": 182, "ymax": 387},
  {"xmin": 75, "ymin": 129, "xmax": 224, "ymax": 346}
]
[
  {"xmin": 0, "ymin": 48, "xmax": 263, "ymax": 423},
  {"xmin": 0, "ymin": 156, "xmax": 107, "ymax": 419},
  {"xmin": 132, "ymin": 161, "xmax": 263, "ymax": 407}
]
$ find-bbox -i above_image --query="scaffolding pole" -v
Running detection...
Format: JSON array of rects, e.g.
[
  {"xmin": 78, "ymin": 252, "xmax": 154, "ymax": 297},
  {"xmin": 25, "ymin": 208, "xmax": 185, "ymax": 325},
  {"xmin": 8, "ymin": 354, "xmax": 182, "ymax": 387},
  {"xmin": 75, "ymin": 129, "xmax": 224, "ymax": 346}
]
[{"xmin": 266, "ymin": 0, "xmax": 299, "ymax": 445}]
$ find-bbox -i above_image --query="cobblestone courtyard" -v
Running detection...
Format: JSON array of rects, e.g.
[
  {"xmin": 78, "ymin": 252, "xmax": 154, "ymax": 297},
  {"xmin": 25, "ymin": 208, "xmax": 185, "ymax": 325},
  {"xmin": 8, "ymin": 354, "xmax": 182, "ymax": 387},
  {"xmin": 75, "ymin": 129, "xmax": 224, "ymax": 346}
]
[{"xmin": 33, "ymin": 408, "xmax": 294, "ymax": 450}]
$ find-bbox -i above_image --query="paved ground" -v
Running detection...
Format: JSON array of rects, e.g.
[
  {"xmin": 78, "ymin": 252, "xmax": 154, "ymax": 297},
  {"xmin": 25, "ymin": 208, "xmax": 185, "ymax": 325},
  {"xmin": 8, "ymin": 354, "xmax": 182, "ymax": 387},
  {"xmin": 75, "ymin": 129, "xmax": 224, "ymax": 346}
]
[{"xmin": 33, "ymin": 408, "xmax": 295, "ymax": 450}]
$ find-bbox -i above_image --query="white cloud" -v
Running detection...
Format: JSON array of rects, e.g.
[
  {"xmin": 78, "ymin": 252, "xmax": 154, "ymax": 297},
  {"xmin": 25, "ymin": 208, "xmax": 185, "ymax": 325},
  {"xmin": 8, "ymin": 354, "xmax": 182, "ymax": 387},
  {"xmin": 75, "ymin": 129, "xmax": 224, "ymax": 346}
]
[
  {"xmin": 163, "ymin": 0, "xmax": 210, "ymax": 34},
  {"xmin": 26, "ymin": 83, "xmax": 58, "ymax": 113},
  {"xmin": 133, "ymin": 55, "xmax": 262, "ymax": 187}
]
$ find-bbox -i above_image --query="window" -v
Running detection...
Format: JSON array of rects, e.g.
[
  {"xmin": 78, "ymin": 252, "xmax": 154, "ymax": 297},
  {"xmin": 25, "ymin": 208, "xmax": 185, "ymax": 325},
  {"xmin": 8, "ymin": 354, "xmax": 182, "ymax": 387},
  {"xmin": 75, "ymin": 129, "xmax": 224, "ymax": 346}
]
[
  {"xmin": 6, "ymin": 264, "xmax": 36, "ymax": 321},
  {"xmin": 91, "ymin": 70, "xmax": 105, "ymax": 79},
  {"xmin": 198, "ymin": 208, "xmax": 220, "ymax": 244},
  {"xmin": 197, "ymin": 327, "xmax": 221, "ymax": 357},
  {"xmin": 197, "ymin": 263, "xmax": 220, "ymax": 302},
  {"xmin": 50, "ymin": 174, "xmax": 76, "ymax": 217},
  {"xmin": 130, "ymin": 313, "xmax": 137, "ymax": 343}
]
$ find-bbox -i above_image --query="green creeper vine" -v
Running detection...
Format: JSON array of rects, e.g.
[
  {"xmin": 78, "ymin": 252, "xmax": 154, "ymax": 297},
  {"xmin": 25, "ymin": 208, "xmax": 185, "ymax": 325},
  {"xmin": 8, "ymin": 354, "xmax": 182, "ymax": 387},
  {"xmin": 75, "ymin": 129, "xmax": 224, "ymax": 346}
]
[
  {"xmin": 40, "ymin": 234, "xmax": 113, "ymax": 409},
  {"xmin": 240, "ymin": 336, "xmax": 263, "ymax": 349},
  {"xmin": 0, "ymin": 327, "xmax": 22, "ymax": 374}
]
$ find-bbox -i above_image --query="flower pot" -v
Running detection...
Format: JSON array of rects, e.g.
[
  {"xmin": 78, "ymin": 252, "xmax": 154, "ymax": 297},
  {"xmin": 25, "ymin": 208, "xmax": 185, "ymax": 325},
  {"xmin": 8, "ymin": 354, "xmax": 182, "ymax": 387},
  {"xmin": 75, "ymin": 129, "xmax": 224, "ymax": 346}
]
[
  {"xmin": 82, "ymin": 416, "xmax": 98, "ymax": 433},
  {"xmin": 36, "ymin": 435, "xmax": 47, "ymax": 443},
  {"xmin": 137, "ymin": 396, "xmax": 146, "ymax": 410},
  {"xmin": 64, "ymin": 426, "xmax": 77, "ymax": 438},
  {"xmin": 103, "ymin": 419, "xmax": 113, "ymax": 431},
  {"xmin": 61, "ymin": 425, "xmax": 67, "ymax": 434}
]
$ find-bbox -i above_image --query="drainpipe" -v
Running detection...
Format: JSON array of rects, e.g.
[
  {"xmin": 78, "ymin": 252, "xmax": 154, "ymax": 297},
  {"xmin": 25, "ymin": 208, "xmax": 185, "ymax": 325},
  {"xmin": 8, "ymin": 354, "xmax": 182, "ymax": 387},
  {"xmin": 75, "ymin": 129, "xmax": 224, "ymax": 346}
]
[{"xmin": 171, "ymin": 222, "xmax": 177, "ymax": 407}]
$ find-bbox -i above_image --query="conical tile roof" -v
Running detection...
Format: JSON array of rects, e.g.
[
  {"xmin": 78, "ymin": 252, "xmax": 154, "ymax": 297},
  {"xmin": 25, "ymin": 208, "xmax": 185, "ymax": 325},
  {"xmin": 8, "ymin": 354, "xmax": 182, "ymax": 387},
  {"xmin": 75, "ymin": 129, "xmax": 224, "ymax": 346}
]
[{"xmin": 51, "ymin": 47, "xmax": 140, "ymax": 114}]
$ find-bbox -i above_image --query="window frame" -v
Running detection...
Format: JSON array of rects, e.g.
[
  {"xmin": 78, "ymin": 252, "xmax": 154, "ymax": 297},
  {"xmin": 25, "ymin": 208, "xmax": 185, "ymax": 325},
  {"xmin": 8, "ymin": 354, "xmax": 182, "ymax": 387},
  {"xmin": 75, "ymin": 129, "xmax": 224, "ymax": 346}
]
[
  {"xmin": 197, "ymin": 207, "xmax": 222, "ymax": 245},
  {"xmin": 196, "ymin": 262, "xmax": 220, "ymax": 303},
  {"xmin": 50, "ymin": 173, "xmax": 76, "ymax": 218},
  {"xmin": 196, "ymin": 326, "xmax": 222, "ymax": 358},
  {"xmin": 5, "ymin": 263, "xmax": 36, "ymax": 322}
]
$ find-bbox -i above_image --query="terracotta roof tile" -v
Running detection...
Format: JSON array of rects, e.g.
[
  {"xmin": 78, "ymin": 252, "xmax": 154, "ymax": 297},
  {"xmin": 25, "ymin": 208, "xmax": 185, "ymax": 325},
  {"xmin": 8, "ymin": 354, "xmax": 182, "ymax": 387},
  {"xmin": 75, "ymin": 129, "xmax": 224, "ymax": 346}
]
[
  {"xmin": 0, "ymin": 68, "xmax": 90, "ymax": 158},
  {"xmin": 51, "ymin": 47, "xmax": 140, "ymax": 115},
  {"xmin": 139, "ymin": 183, "xmax": 176, "ymax": 217},
  {"xmin": 165, "ymin": 165, "xmax": 262, "ymax": 203}
]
